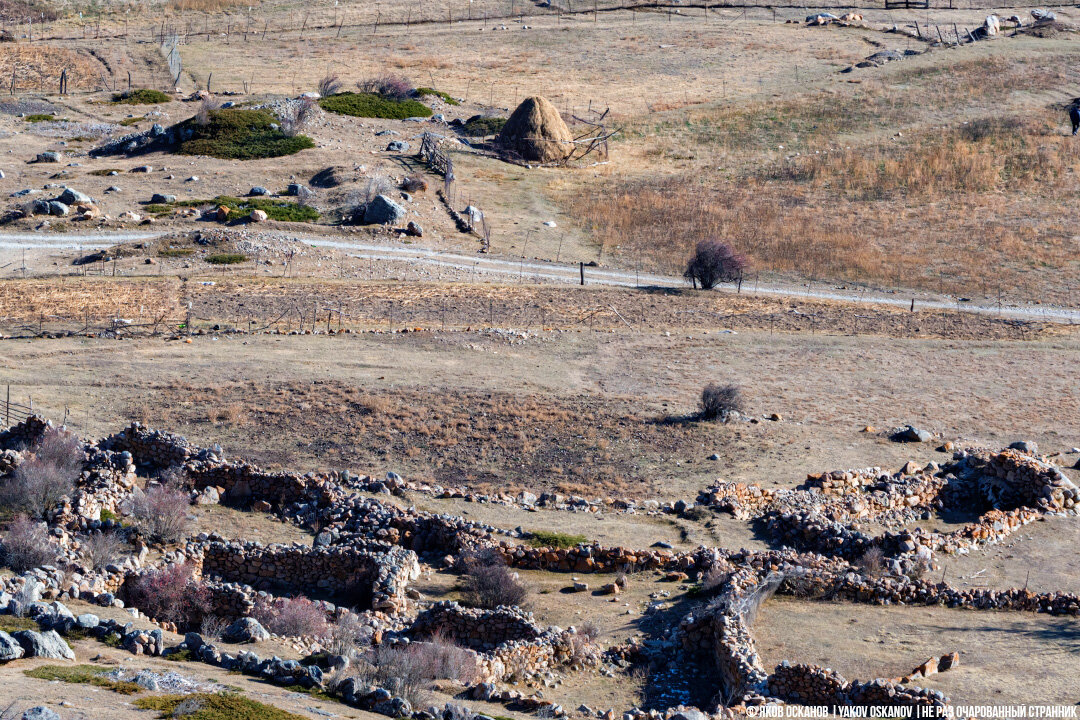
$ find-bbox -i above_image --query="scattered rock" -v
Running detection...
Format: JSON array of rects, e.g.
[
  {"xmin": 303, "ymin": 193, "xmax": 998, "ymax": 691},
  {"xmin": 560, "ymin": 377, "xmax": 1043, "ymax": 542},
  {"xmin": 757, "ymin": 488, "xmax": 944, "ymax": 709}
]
[{"xmin": 363, "ymin": 195, "xmax": 407, "ymax": 225}]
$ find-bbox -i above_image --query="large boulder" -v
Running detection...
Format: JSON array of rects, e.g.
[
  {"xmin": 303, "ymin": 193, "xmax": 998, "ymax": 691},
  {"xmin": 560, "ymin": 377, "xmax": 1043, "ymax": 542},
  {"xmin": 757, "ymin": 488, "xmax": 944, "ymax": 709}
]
[
  {"xmin": 13, "ymin": 630, "xmax": 75, "ymax": 660},
  {"xmin": 222, "ymin": 617, "xmax": 270, "ymax": 644},
  {"xmin": 57, "ymin": 188, "xmax": 92, "ymax": 205},
  {"xmin": 0, "ymin": 630, "xmax": 25, "ymax": 661},
  {"xmin": 363, "ymin": 195, "xmax": 407, "ymax": 225},
  {"xmin": 21, "ymin": 708, "xmax": 60, "ymax": 720}
]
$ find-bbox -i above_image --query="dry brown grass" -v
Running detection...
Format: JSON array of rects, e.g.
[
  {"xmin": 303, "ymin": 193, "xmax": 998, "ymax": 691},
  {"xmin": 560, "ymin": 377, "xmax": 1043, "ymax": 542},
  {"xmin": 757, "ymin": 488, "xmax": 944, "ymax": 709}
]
[
  {"xmin": 0, "ymin": 45, "xmax": 105, "ymax": 92},
  {"xmin": 167, "ymin": 0, "xmax": 254, "ymax": 11},
  {"xmin": 0, "ymin": 278, "xmax": 181, "ymax": 322}
]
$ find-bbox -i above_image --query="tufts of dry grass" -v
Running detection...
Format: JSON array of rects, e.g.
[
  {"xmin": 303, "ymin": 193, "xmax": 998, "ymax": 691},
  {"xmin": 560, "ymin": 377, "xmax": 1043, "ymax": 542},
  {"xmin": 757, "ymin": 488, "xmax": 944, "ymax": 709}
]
[{"xmin": 167, "ymin": 0, "xmax": 254, "ymax": 11}]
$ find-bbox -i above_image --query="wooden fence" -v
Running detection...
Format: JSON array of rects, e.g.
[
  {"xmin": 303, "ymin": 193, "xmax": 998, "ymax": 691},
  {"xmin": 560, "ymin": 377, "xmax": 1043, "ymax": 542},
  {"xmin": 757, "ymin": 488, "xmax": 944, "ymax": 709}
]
[{"xmin": 1, "ymin": 387, "xmax": 33, "ymax": 428}]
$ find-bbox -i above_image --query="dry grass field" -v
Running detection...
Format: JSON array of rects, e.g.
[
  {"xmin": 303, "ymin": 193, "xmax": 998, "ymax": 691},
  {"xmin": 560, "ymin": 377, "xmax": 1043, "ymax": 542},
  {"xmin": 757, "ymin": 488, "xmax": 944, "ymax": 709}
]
[{"xmin": 0, "ymin": 0, "xmax": 1077, "ymax": 716}]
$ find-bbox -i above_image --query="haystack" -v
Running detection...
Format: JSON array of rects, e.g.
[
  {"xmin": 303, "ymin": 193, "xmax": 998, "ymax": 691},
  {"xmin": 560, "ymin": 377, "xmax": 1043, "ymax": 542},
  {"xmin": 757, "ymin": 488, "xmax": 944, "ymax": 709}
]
[{"xmin": 496, "ymin": 96, "xmax": 574, "ymax": 163}]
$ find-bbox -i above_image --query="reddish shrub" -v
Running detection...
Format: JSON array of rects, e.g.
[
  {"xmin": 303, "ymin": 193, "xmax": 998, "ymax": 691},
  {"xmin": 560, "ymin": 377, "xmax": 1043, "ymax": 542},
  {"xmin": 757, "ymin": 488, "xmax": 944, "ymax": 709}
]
[
  {"xmin": 251, "ymin": 595, "xmax": 329, "ymax": 637},
  {"xmin": 461, "ymin": 549, "xmax": 529, "ymax": 609},
  {"xmin": 124, "ymin": 562, "xmax": 210, "ymax": 627},
  {"xmin": 357, "ymin": 74, "xmax": 413, "ymax": 99}
]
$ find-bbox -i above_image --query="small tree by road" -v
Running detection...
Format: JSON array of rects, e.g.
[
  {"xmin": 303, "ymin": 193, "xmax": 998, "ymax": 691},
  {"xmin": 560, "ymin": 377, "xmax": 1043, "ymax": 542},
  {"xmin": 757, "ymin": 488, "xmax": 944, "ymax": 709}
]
[{"xmin": 683, "ymin": 239, "xmax": 746, "ymax": 290}]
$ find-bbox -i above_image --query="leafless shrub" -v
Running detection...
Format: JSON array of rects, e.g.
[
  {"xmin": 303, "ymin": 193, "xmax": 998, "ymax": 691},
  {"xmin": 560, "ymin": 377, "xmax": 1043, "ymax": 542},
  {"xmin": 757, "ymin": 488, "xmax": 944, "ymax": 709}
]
[
  {"xmin": 0, "ymin": 428, "xmax": 82, "ymax": 519},
  {"xmin": 461, "ymin": 549, "xmax": 529, "ymax": 609},
  {"xmin": 344, "ymin": 175, "xmax": 394, "ymax": 222},
  {"xmin": 857, "ymin": 547, "xmax": 887, "ymax": 579},
  {"xmin": 124, "ymin": 562, "xmax": 210, "ymax": 627},
  {"xmin": 278, "ymin": 98, "xmax": 317, "ymax": 138},
  {"xmin": 401, "ymin": 176, "xmax": 428, "ymax": 194},
  {"xmin": 171, "ymin": 697, "xmax": 204, "ymax": 717},
  {"xmin": 325, "ymin": 613, "xmax": 373, "ymax": 656},
  {"xmin": 318, "ymin": 74, "xmax": 343, "ymax": 97},
  {"xmin": 906, "ymin": 556, "xmax": 931, "ymax": 582},
  {"xmin": 700, "ymin": 383, "xmax": 743, "ymax": 421},
  {"xmin": 125, "ymin": 481, "xmax": 192, "ymax": 544},
  {"xmin": 702, "ymin": 565, "xmax": 731, "ymax": 592},
  {"xmin": 80, "ymin": 531, "xmax": 126, "ymax": 571},
  {"xmin": 730, "ymin": 572, "xmax": 783, "ymax": 627},
  {"xmin": 195, "ymin": 97, "xmax": 217, "ymax": 127},
  {"xmin": 351, "ymin": 638, "xmax": 475, "ymax": 706},
  {"xmin": 1, "ymin": 515, "xmax": 59, "ymax": 572},
  {"xmin": 200, "ymin": 614, "xmax": 229, "ymax": 640},
  {"xmin": 357, "ymin": 74, "xmax": 413, "ymax": 99},
  {"xmin": 683, "ymin": 238, "xmax": 747, "ymax": 290},
  {"xmin": 251, "ymin": 595, "xmax": 329, "ymax": 637}
]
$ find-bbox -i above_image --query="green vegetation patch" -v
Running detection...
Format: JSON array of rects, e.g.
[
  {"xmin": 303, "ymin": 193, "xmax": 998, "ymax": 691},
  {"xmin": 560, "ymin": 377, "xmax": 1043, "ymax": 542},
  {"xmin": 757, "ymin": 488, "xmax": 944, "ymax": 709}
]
[
  {"xmin": 24, "ymin": 114, "xmax": 56, "ymax": 123},
  {"xmin": 119, "ymin": 116, "xmax": 144, "ymax": 127},
  {"xmin": 318, "ymin": 92, "xmax": 432, "ymax": 120},
  {"xmin": 113, "ymin": 89, "xmax": 172, "ymax": 105},
  {"xmin": 24, "ymin": 664, "xmax": 141, "ymax": 695},
  {"xmin": 205, "ymin": 253, "xmax": 248, "ymax": 265},
  {"xmin": 135, "ymin": 693, "xmax": 308, "ymax": 720},
  {"xmin": 159, "ymin": 248, "xmax": 195, "ymax": 257},
  {"xmin": 172, "ymin": 195, "xmax": 318, "ymax": 223},
  {"xmin": 416, "ymin": 87, "xmax": 459, "ymax": 106},
  {"xmin": 89, "ymin": 168, "xmax": 122, "ymax": 176},
  {"xmin": 528, "ymin": 530, "xmax": 587, "ymax": 549},
  {"xmin": 0, "ymin": 615, "xmax": 37, "ymax": 632},
  {"xmin": 166, "ymin": 648, "xmax": 196, "ymax": 661},
  {"xmin": 175, "ymin": 109, "xmax": 314, "ymax": 160},
  {"xmin": 461, "ymin": 116, "xmax": 506, "ymax": 137}
]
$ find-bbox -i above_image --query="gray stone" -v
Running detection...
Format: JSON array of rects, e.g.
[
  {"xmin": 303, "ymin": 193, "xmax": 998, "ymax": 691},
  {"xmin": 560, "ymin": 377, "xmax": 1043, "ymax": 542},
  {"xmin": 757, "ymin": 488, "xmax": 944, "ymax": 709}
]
[
  {"xmin": 0, "ymin": 630, "xmax": 25, "ymax": 661},
  {"xmin": 222, "ymin": 617, "xmax": 270, "ymax": 644},
  {"xmin": 897, "ymin": 425, "xmax": 932, "ymax": 443},
  {"xmin": 363, "ymin": 195, "xmax": 407, "ymax": 225},
  {"xmin": 75, "ymin": 613, "xmax": 99, "ymax": 629},
  {"xmin": 35, "ymin": 152, "xmax": 61, "ymax": 163},
  {"xmin": 386, "ymin": 140, "xmax": 410, "ymax": 152},
  {"xmin": 184, "ymin": 632, "xmax": 204, "ymax": 651},
  {"xmin": 669, "ymin": 711, "xmax": 706, "ymax": 720},
  {"xmin": 286, "ymin": 183, "xmax": 307, "ymax": 196},
  {"xmin": 250, "ymin": 186, "xmax": 271, "ymax": 196},
  {"xmin": 1008, "ymin": 440, "xmax": 1038, "ymax": 454},
  {"xmin": 20, "ymin": 708, "xmax": 60, "ymax": 720},
  {"xmin": 150, "ymin": 193, "xmax": 176, "ymax": 204},
  {"xmin": 48, "ymin": 201, "xmax": 69, "ymax": 217},
  {"xmin": 406, "ymin": 221, "xmax": 423, "ymax": 237},
  {"xmin": 13, "ymin": 630, "xmax": 75, "ymax": 660},
  {"xmin": 57, "ymin": 188, "xmax": 92, "ymax": 205}
]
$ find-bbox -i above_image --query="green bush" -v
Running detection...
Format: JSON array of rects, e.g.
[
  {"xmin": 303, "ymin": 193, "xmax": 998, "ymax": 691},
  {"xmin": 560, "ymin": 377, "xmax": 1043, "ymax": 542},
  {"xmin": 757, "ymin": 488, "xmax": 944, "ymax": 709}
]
[
  {"xmin": 159, "ymin": 248, "xmax": 194, "ymax": 257},
  {"xmin": 165, "ymin": 648, "xmax": 195, "ymax": 662},
  {"xmin": 205, "ymin": 253, "xmax": 248, "ymax": 265},
  {"xmin": 135, "ymin": 693, "xmax": 308, "ymax": 720},
  {"xmin": 461, "ymin": 116, "xmax": 507, "ymax": 137},
  {"xmin": 89, "ymin": 168, "xmax": 122, "ymax": 176},
  {"xmin": 113, "ymin": 88, "xmax": 172, "ymax": 104},
  {"xmin": 172, "ymin": 196, "xmax": 318, "ymax": 223},
  {"xmin": 24, "ymin": 114, "xmax": 55, "ymax": 123},
  {"xmin": 176, "ymin": 108, "xmax": 315, "ymax": 160},
  {"xmin": 319, "ymin": 92, "xmax": 432, "ymax": 120},
  {"xmin": 416, "ymin": 87, "xmax": 459, "ymax": 105},
  {"xmin": 527, "ymin": 530, "xmax": 587, "ymax": 549},
  {"xmin": 24, "ymin": 664, "xmax": 141, "ymax": 695},
  {"xmin": 119, "ymin": 116, "xmax": 144, "ymax": 126}
]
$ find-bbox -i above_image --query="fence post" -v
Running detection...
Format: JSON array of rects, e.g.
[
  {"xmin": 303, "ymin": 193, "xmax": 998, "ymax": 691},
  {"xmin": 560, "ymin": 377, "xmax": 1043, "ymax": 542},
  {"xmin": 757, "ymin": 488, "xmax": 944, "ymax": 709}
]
[{"xmin": 580, "ymin": 262, "xmax": 585, "ymax": 286}]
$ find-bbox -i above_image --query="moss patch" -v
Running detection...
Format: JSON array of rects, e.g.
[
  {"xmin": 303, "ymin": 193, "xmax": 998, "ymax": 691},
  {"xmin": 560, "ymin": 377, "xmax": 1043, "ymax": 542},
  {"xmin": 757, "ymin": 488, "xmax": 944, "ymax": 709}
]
[
  {"xmin": 135, "ymin": 693, "xmax": 307, "ymax": 720},
  {"xmin": 461, "ymin": 116, "xmax": 506, "ymax": 137},
  {"xmin": 205, "ymin": 253, "xmax": 248, "ymax": 265},
  {"xmin": 113, "ymin": 88, "xmax": 172, "ymax": 105},
  {"xmin": 416, "ymin": 87, "xmax": 459, "ymax": 105},
  {"xmin": 24, "ymin": 114, "xmax": 56, "ymax": 123},
  {"xmin": 0, "ymin": 615, "xmax": 37, "ymax": 632},
  {"xmin": 172, "ymin": 195, "xmax": 318, "ymax": 223},
  {"xmin": 24, "ymin": 664, "xmax": 141, "ymax": 695},
  {"xmin": 319, "ymin": 92, "xmax": 432, "ymax": 120},
  {"xmin": 527, "ymin": 531, "xmax": 587, "ymax": 549},
  {"xmin": 175, "ymin": 109, "xmax": 314, "ymax": 160}
]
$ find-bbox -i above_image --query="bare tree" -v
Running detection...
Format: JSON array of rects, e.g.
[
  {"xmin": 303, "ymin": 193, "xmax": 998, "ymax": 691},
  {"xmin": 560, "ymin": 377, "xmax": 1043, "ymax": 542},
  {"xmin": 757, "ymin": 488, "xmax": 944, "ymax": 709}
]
[
  {"xmin": 2, "ymin": 516, "xmax": 60, "ymax": 571},
  {"xmin": 683, "ymin": 239, "xmax": 746, "ymax": 290},
  {"xmin": 0, "ymin": 428, "xmax": 82, "ymax": 519}
]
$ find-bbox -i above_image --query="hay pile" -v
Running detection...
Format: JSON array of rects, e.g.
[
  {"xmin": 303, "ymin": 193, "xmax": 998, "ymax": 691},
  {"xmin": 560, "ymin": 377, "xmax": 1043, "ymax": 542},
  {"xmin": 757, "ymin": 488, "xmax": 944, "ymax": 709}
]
[{"xmin": 496, "ymin": 96, "xmax": 574, "ymax": 163}]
